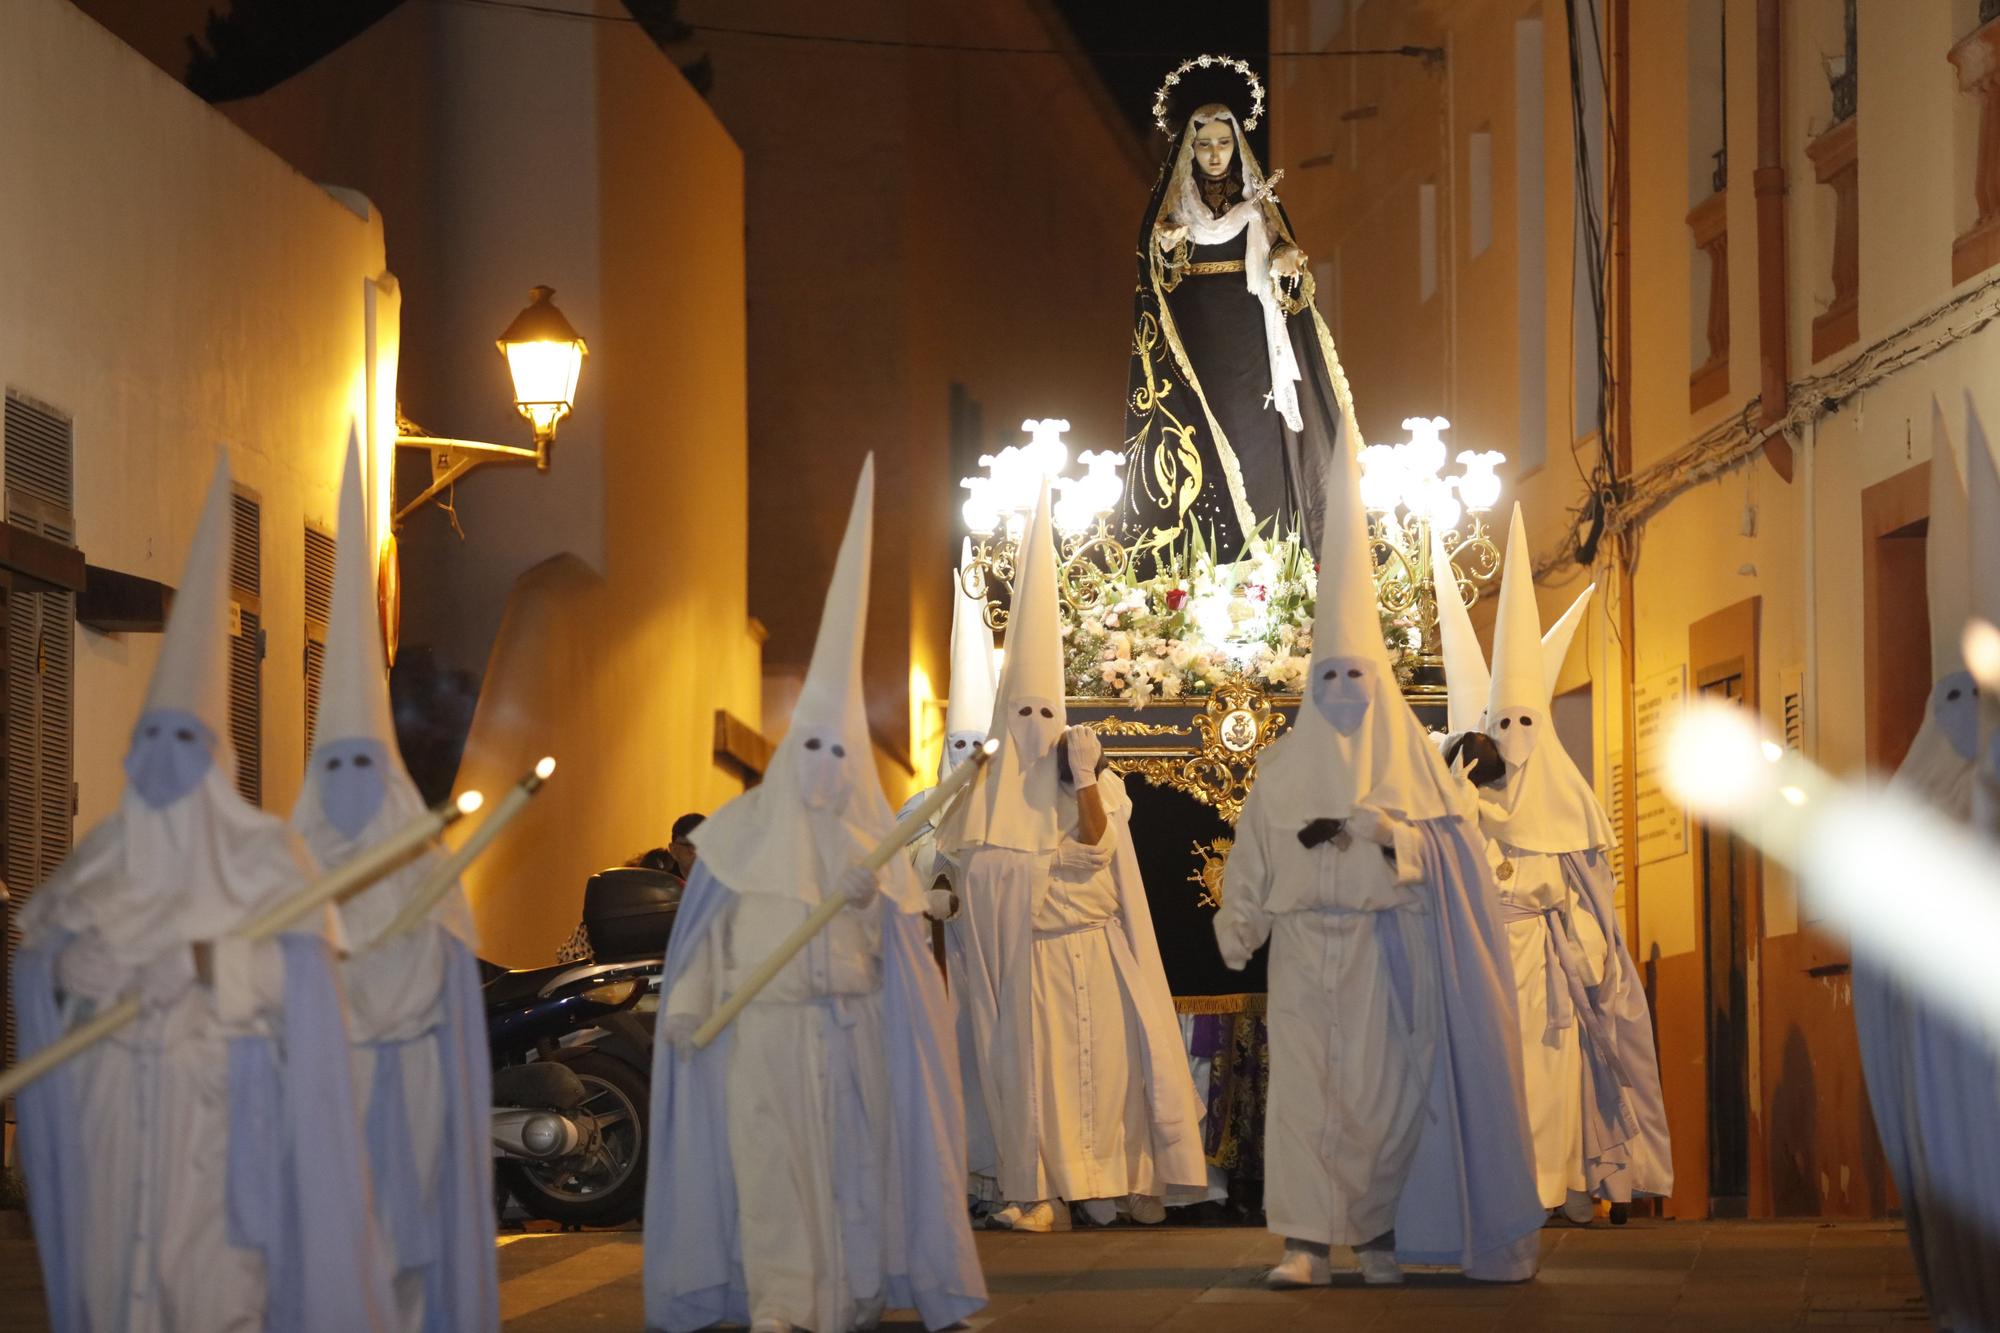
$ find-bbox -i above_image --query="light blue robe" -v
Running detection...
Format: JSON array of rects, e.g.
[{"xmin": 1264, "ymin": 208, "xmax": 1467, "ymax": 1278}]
[
  {"xmin": 1389, "ymin": 817, "xmax": 1551, "ymax": 1280},
  {"xmin": 641, "ymin": 865, "xmax": 986, "ymax": 1332},
  {"xmin": 14, "ymin": 931, "xmax": 395, "ymax": 1332},
  {"xmin": 1560, "ymin": 848, "xmax": 1674, "ymax": 1201},
  {"xmin": 356, "ymin": 935, "xmax": 499, "ymax": 1332}
]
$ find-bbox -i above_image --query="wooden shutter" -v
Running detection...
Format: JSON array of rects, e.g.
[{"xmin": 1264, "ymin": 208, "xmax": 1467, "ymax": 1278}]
[
  {"xmin": 229, "ymin": 488, "xmax": 263, "ymax": 806},
  {"xmin": 303, "ymin": 523, "xmax": 335, "ymax": 755},
  {"xmin": 2, "ymin": 390, "xmax": 76, "ymax": 1065}
]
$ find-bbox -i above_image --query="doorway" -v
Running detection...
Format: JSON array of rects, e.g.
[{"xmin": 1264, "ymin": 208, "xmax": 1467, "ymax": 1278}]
[
  {"xmin": 1697, "ymin": 668, "xmax": 1752, "ymax": 1216},
  {"xmin": 1688, "ymin": 596, "xmax": 1762, "ymax": 1218}
]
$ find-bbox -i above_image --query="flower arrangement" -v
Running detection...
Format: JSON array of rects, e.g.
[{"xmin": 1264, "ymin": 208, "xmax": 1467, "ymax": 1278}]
[{"xmin": 1064, "ymin": 527, "xmax": 1419, "ymax": 704}]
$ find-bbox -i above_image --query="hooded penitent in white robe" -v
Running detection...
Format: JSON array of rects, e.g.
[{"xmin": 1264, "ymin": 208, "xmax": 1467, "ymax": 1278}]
[
  {"xmin": 897, "ymin": 540, "xmax": 1002, "ymax": 1190},
  {"xmin": 290, "ymin": 431, "xmax": 497, "ymax": 1332},
  {"xmin": 1854, "ymin": 396, "xmax": 2000, "ymax": 1330},
  {"xmin": 644, "ymin": 457, "xmax": 985, "ymax": 1333},
  {"xmin": 1217, "ymin": 447, "xmax": 1544, "ymax": 1276},
  {"xmin": 934, "ymin": 486, "xmax": 1207, "ymax": 1210},
  {"xmin": 1455, "ymin": 505, "xmax": 1672, "ymax": 1209},
  {"xmin": 13, "ymin": 456, "xmax": 394, "ymax": 1333}
]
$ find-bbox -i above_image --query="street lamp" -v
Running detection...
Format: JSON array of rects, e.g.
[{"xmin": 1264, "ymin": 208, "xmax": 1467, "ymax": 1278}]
[
  {"xmin": 395, "ymin": 285, "xmax": 590, "ymax": 528},
  {"xmin": 497, "ymin": 285, "xmax": 588, "ymax": 452}
]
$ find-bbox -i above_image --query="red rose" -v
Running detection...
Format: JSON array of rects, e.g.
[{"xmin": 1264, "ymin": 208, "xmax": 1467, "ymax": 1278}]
[{"xmin": 1166, "ymin": 588, "xmax": 1188, "ymax": 611}]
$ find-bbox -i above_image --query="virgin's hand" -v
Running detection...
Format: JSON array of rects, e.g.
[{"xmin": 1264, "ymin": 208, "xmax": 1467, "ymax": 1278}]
[
  {"xmin": 1155, "ymin": 221, "xmax": 1189, "ymax": 252},
  {"xmin": 1269, "ymin": 245, "xmax": 1305, "ymax": 279},
  {"xmin": 838, "ymin": 865, "xmax": 879, "ymax": 909}
]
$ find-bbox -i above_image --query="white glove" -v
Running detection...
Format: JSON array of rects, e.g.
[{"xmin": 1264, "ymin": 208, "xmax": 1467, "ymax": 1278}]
[
  {"xmin": 662, "ymin": 1012, "xmax": 699, "ymax": 1061},
  {"xmin": 839, "ymin": 864, "xmax": 879, "ymax": 909},
  {"xmin": 137, "ymin": 945, "xmax": 198, "ymax": 1008},
  {"xmin": 1345, "ymin": 805, "xmax": 1401, "ymax": 849},
  {"xmin": 53, "ymin": 931, "xmax": 121, "ymax": 1003},
  {"xmin": 1051, "ymin": 836, "xmax": 1114, "ymax": 877},
  {"xmin": 924, "ymin": 885, "xmax": 959, "ymax": 922},
  {"xmin": 1063, "ymin": 725, "xmax": 1103, "ymax": 788}
]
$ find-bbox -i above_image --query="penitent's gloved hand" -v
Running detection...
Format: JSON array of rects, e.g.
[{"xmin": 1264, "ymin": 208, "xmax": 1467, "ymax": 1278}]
[
  {"xmin": 136, "ymin": 945, "xmax": 198, "ymax": 1008},
  {"xmin": 925, "ymin": 884, "xmax": 959, "ymax": 922},
  {"xmin": 1051, "ymin": 836, "xmax": 1114, "ymax": 877},
  {"xmin": 1061, "ymin": 725, "xmax": 1103, "ymax": 788},
  {"xmin": 662, "ymin": 1012, "xmax": 699, "ymax": 1061},
  {"xmin": 839, "ymin": 864, "xmax": 879, "ymax": 909},
  {"xmin": 1344, "ymin": 805, "xmax": 1403, "ymax": 848}
]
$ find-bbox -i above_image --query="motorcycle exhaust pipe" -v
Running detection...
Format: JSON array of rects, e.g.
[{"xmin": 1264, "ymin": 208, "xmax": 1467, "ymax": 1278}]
[{"xmin": 493, "ymin": 1107, "xmax": 587, "ymax": 1160}]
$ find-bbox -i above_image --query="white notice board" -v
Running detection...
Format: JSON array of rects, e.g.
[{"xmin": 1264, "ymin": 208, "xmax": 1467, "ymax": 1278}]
[{"xmin": 1633, "ymin": 665, "xmax": 1688, "ymax": 865}]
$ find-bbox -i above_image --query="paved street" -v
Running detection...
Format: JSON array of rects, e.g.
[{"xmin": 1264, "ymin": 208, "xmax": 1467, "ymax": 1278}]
[{"xmin": 0, "ymin": 1214, "xmax": 1931, "ymax": 1329}]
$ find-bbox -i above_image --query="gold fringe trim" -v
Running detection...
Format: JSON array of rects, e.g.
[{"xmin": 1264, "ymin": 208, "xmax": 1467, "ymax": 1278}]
[{"xmin": 1172, "ymin": 992, "xmax": 1269, "ymax": 1016}]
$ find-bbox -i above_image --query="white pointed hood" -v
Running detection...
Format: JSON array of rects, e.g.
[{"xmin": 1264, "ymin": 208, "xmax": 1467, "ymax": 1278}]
[
  {"xmin": 293, "ymin": 428, "xmax": 475, "ymax": 951},
  {"xmin": 1431, "ymin": 520, "xmax": 1489, "ymax": 735},
  {"xmin": 1257, "ymin": 447, "xmax": 1468, "ymax": 824},
  {"xmin": 146, "ymin": 454, "xmax": 236, "ymax": 735},
  {"xmin": 21, "ymin": 452, "xmax": 309, "ymax": 950},
  {"xmin": 1891, "ymin": 400, "xmax": 1975, "ymax": 815},
  {"xmin": 1480, "ymin": 505, "xmax": 1614, "ymax": 853},
  {"xmin": 940, "ymin": 537, "xmax": 999, "ymax": 777},
  {"xmin": 938, "ymin": 484, "xmax": 1068, "ymax": 854},
  {"xmin": 314, "ymin": 428, "xmax": 399, "ymax": 756},
  {"xmin": 1964, "ymin": 396, "xmax": 2000, "ymax": 827},
  {"xmin": 1540, "ymin": 584, "xmax": 1593, "ymax": 699},
  {"xmin": 693, "ymin": 457, "xmax": 918, "ymax": 909}
]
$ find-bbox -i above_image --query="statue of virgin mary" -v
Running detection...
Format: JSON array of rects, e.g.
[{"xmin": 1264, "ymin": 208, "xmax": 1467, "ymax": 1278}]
[{"xmin": 1119, "ymin": 57, "xmax": 1364, "ymax": 567}]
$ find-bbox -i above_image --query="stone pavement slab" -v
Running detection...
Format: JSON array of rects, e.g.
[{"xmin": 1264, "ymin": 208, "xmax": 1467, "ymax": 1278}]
[{"xmin": 0, "ymin": 1215, "xmax": 1928, "ymax": 1329}]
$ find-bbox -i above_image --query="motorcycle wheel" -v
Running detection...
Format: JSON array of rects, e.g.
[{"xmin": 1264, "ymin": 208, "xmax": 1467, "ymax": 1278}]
[{"xmin": 500, "ymin": 1050, "xmax": 649, "ymax": 1227}]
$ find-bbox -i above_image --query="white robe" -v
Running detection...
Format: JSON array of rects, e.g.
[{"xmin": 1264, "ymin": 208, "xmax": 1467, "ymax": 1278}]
[
  {"xmin": 1484, "ymin": 838, "xmax": 1610, "ymax": 1209},
  {"xmin": 23, "ymin": 810, "xmax": 313, "ymax": 1333},
  {"xmin": 664, "ymin": 891, "xmax": 889, "ymax": 1332},
  {"xmin": 344, "ymin": 922, "xmax": 453, "ymax": 1333},
  {"xmin": 1216, "ymin": 788, "xmax": 1441, "ymax": 1247},
  {"xmin": 948, "ymin": 775, "xmax": 1206, "ymax": 1206}
]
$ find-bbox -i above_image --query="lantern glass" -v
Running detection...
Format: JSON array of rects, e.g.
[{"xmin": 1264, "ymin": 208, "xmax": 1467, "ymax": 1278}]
[
  {"xmin": 496, "ymin": 286, "xmax": 587, "ymax": 438},
  {"xmin": 1357, "ymin": 443, "xmax": 1404, "ymax": 513}
]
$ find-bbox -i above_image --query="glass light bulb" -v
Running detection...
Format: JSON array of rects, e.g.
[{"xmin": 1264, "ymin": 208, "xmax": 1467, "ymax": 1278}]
[
  {"xmin": 960, "ymin": 475, "xmax": 999, "ymax": 535},
  {"xmin": 1455, "ymin": 449, "xmax": 1506, "ymax": 512},
  {"xmin": 1357, "ymin": 443, "xmax": 1404, "ymax": 513},
  {"xmin": 1400, "ymin": 416, "xmax": 1450, "ymax": 481}
]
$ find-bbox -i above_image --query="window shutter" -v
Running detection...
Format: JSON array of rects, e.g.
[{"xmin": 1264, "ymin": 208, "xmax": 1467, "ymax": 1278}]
[
  {"xmin": 229, "ymin": 488, "xmax": 263, "ymax": 807},
  {"xmin": 303, "ymin": 523, "xmax": 335, "ymax": 755},
  {"xmin": 2, "ymin": 390, "xmax": 76, "ymax": 1065}
]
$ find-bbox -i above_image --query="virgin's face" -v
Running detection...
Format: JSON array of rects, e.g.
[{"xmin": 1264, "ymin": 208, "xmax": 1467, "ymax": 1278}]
[{"xmin": 1192, "ymin": 117, "xmax": 1236, "ymax": 179}]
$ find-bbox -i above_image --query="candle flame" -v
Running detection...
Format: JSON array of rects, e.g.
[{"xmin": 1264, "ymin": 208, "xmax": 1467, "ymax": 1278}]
[
  {"xmin": 456, "ymin": 790, "xmax": 485, "ymax": 816},
  {"xmin": 1963, "ymin": 618, "xmax": 2000, "ymax": 688},
  {"xmin": 1664, "ymin": 702, "xmax": 1770, "ymax": 815},
  {"xmin": 535, "ymin": 756, "xmax": 557, "ymax": 780}
]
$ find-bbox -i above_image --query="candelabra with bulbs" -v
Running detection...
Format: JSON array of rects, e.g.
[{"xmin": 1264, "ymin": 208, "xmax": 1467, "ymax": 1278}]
[
  {"xmin": 1358, "ymin": 416, "xmax": 1506, "ymax": 659},
  {"xmin": 959, "ymin": 419, "xmax": 1130, "ymax": 631}
]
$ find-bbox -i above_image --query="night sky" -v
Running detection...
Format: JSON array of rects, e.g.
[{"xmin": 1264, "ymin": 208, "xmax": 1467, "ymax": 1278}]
[{"xmin": 1052, "ymin": 0, "xmax": 1268, "ymax": 146}]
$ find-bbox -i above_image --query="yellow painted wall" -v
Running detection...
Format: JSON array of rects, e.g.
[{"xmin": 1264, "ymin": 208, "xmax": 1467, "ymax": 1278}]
[
  {"xmin": 0, "ymin": 0, "xmax": 397, "ymax": 828},
  {"xmin": 218, "ymin": 1, "xmax": 761, "ymax": 964},
  {"xmin": 676, "ymin": 0, "xmax": 1153, "ymax": 797},
  {"xmin": 446, "ymin": 24, "xmax": 758, "ymax": 965}
]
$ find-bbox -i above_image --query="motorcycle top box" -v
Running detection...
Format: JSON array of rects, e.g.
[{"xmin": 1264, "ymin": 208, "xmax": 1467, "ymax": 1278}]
[{"xmin": 581, "ymin": 865, "xmax": 680, "ymax": 962}]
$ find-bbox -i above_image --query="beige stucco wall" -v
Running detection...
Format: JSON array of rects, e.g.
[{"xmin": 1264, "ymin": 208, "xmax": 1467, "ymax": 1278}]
[
  {"xmin": 675, "ymin": 0, "xmax": 1152, "ymax": 791},
  {"xmin": 221, "ymin": 1, "xmax": 760, "ymax": 963},
  {"xmin": 0, "ymin": 0, "xmax": 399, "ymax": 829}
]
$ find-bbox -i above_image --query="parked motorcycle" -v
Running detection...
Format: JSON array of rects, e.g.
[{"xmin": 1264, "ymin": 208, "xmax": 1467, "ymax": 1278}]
[{"xmin": 483, "ymin": 864, "xmax": 680, "ymax": 1227}]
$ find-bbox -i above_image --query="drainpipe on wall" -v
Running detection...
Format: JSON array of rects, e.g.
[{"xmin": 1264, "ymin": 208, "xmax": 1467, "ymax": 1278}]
[
  {"xmin": 1609, "ymin": 0, "xmax": 1642, "ymax": 955},
  {"xmin": 1755, "ymin": 0, "xmax": 1796, "ymax": 481}
]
